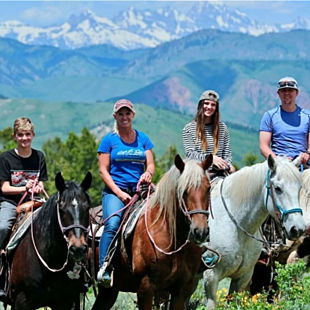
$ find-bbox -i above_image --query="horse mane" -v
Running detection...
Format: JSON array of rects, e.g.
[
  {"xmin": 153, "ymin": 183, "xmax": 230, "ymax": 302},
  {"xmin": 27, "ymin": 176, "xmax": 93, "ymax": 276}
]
[
  {"xmin": 228, "ymin": 157, "xmax": 300, "ymax": 209},
  {"xmin": 148, "ymin": 159, "xmax": 206, "ymax": 246}
]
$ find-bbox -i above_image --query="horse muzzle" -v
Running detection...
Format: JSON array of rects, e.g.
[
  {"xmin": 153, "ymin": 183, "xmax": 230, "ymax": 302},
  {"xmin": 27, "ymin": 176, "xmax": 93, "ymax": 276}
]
[
  {"xmin": 189, "ymin": 224, "xmax": 209, "ymax": 244},
  {"xmin": 68, "ymin": 243, "xmax": 88, "ymax": 262}
]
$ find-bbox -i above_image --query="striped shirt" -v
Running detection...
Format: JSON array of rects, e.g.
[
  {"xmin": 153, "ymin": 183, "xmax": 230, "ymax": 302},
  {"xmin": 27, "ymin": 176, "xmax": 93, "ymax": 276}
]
[{"xmin": 182, "ymin": 120, "xmax": 232, "ymax": 167}]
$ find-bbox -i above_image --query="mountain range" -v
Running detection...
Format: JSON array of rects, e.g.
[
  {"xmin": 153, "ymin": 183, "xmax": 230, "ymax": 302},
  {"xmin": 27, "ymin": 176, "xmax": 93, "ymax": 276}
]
[
  {"xmin": 1, "ymin": 28, "xmax": 310, "ymax": 131},
  {"xmin": 0, "ymin": 2, "xmax": 309, "ymax": 50}
]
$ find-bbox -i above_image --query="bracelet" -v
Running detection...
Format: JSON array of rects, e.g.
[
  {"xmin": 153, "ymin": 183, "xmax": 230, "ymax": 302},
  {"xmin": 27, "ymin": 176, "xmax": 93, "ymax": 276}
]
[
  {"xmin": 146, "ymin": 170, "xmax": 153, "ymax": 177},
  {"xmin": 306, "ymin": 151, "xmax": 310, "ymax": 156}
]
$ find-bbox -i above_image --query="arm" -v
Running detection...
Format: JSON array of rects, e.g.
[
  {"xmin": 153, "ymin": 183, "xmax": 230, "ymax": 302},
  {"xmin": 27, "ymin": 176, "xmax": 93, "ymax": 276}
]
[
  {"xmin": 219, "ymin": 124, "xmax": 232, "ymax": 169},
  {"xmin": 182, "ymin": 124, "xmax": 208, "ymax": 161},
  {"xmin": 98, "ymin": 153, "xmax": 131, "ymax": 204},
  {"xmin": 1, "ymin": 180, "xmax": 34, "ymax": 195},
  {"xmin": 139, "ymin": 149, "xmax": 155, "ymax": 184},
  {"xmin": 259, "ymin": 131, "xmax": 276, "ymax": 159},
  {"xmin": 299, "ymin": 132, "xmax": 310, "ymax": 164}
]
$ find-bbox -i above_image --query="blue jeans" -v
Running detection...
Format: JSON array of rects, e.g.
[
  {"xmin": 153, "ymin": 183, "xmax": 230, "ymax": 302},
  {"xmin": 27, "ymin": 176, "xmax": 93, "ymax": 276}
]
[
  {"xmin": 98, "ymin": 191, "xmax": 125, "ymax": 267},
  {"xmin": 0, "ymin": 201, "xmax": 16, "ymax": 249}
]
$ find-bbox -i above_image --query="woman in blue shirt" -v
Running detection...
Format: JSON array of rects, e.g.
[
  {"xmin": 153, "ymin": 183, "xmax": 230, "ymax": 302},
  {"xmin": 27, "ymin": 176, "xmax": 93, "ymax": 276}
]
[{"xmin": 97, "ymin": 99, "xmax": 155, "ymax": 287}]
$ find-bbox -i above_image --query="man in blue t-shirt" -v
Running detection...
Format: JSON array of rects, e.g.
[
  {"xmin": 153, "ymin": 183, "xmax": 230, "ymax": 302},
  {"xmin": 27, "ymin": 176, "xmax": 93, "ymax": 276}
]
[{"xmin": 259, "ymin": 76, "xmax": 310, "ymax": 164}]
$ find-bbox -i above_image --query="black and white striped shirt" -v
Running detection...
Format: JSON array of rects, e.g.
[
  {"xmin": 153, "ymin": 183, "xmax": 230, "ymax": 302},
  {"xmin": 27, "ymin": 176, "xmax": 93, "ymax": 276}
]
[{"xmin": 182, "ymin": 120, "xmax": 232, "ymax": 166}]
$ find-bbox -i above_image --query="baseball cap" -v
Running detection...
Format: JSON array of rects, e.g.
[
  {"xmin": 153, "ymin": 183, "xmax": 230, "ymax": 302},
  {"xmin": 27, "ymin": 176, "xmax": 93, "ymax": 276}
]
[
  {"xmin": 113, "ymin": 99, "xmax": 135, "ymax": 113},
  {"xmin": 278, "ymin": 77, "xmax": 298, "ymax": 90},
  {"xmin": 199, "ymin": 90, "xmax": 220, "ymax": 103}
]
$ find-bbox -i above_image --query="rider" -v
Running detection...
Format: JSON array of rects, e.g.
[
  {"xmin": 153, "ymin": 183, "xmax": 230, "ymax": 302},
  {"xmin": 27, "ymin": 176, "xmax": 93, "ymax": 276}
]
[
  {"xmin": 260, "ymin": 76, "xmax": 310, "ymax": 163},
  {"xmin": 182, "ymin": 89, "xmax": 235, "ymax": 267},
  {"xmin": 97, "ymin": 99, "xmax": 155, "ymax": 287},
  {"xmin": 182, "ymin": 89, "xmax": 235, "ymax": 175},
  {"xmin": 0, "ymin": 117, "xmax": 48, "ymax": 297},
  {"xmin": 259, "ymin": 76, "xmax": 310, "ymax": 257}
]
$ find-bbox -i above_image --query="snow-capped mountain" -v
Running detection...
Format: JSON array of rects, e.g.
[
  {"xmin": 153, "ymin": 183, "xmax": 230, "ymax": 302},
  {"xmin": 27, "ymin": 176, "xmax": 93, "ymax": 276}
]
[{"xmin": 0, "ymin": 2, "xmax": 308, "ymax": 50}]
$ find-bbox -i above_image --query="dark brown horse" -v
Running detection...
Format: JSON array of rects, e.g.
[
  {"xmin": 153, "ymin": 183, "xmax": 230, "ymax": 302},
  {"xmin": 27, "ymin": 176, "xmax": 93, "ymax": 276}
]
[
  {"xmin": 4, "ymin": 172, "xmax": 92, "ymax": 310},
  {"xmin": 92, "ymin": 154, "xmax": 212, "ymax": 310}
]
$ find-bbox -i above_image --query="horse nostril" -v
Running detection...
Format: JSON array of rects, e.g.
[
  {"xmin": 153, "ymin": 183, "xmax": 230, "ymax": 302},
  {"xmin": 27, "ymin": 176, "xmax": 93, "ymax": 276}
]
[
  {"xmin": 289, "ymin": 226, "xmax": 303, "ymax": 240},
  {"xmin": 69, "ymin": 245, "xmax": 88, "ymax": 259}
]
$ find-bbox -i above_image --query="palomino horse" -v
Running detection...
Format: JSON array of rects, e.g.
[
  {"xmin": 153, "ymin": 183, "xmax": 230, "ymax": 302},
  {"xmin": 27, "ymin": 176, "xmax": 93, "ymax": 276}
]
[
  {"xmin": 91, "ymin": 154, "xmax": 213, "ymax": 310},
  {"xmin": 4, "ymin": 172, "xmax": 92, "ymax": 310},
  {"xmin": 203, "ymin": 155, "xmax": 305, "ymax": 309}
]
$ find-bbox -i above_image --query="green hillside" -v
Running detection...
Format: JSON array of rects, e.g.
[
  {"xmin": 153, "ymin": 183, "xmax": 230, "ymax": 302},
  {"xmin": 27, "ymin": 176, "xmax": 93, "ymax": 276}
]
[{"xmin": 0, "ymin": 98, "xmax": 260, "ymax": 166}]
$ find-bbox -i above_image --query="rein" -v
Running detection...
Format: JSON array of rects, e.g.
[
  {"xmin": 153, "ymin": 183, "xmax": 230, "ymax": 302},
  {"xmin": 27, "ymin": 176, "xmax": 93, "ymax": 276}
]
[
  {"xmin": 219, "ymin": 168, "xmax": 303, "ymax": 246},
  {"xmin": 144, "ymin": 185, "xmax": 209, "ymax": 256},
  {"xmin": 219, "ymin": 178, "xmax": 270, "ymax": 246}
]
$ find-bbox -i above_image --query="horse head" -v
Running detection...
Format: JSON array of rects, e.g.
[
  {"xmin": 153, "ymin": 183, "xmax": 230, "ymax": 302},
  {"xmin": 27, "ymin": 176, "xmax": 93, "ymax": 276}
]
[
  {"xmin": 266, "ymin": 155, "xmax": 305, "ymax": 240},
  {"xmin": 175, "ymin": 154, "xmax": 213, "ymax": 244},
  {"xmin": 55, "ymin": 171, "xmax": 92, "ymax": 263}
]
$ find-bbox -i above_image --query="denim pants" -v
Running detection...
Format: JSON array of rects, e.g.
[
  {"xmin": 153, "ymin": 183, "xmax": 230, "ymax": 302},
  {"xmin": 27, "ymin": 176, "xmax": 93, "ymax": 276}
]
[
  {"xmin": 98, "ymin": 191, "xmax": 125, "ymax": 267},
  {"xmin": 0, "ymin": 201, "xmax": 16, "ymax": 249}
]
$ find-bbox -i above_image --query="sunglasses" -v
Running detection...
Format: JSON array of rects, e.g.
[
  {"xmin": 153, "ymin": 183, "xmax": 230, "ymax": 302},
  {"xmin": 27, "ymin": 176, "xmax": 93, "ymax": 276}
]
[{"xmin": 278, "ymin": 81, "xmax": 297, "ymax": 89}]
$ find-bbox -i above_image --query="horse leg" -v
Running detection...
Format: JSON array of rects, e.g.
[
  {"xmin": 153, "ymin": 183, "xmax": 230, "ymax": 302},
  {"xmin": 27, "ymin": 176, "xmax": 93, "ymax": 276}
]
[
  {"xmin": 91, "ymin": 287, "xmax": 119, "ymax": 310},
  {"xmin": 203, "ymin": 270, "xmax": 220, "ymax": 310},
  {"xmin": 136, "ymin": 276, "xmax": 155, "ymax": 310},
  {"xmin": 229, "ymin": 272, "xmax": 253, "ymax": 295}
]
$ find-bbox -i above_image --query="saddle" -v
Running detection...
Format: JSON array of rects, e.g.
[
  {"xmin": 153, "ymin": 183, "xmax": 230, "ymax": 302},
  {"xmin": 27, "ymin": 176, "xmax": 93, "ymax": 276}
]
[{"xmin": 88, "ymin": 185, "xmax": 155, "ymax": 277}]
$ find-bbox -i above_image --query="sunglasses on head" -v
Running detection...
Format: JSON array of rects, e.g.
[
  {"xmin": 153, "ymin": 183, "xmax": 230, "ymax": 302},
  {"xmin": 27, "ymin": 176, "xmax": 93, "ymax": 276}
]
[{"xmin": 278, "ymin": 81, "xmax": 297, "ymax": 88}]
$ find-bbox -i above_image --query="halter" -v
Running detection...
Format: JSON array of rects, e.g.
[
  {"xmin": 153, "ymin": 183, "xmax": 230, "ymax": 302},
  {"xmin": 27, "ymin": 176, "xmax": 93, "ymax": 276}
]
[
  {"xmin": 265, "ymin": 169, "xmax": 303, "ymax": 222},
  {"xmin": 31, "ymin": 192, "xmax": 89, "ymax": 273},
  {"xmin": 180, "ymin": 197, "xmax": 210, "ymax": 222},
  {"xmin": 145, "ymin": 183, "xmax": 210, "ymax": 256}
]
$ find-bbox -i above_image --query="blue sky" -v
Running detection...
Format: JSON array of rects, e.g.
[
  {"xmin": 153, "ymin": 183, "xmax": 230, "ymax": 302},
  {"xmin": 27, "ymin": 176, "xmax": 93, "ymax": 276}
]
[{"xmin": 0, "ymin": 1, "xmax": 309, "ymax": 26}]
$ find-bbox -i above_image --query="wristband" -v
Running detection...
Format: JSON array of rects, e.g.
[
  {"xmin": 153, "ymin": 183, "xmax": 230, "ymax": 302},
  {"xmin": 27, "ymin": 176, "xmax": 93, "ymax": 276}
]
[{"xmin": 306, "ymin": 151, "xmax": 310, "ymax": 155}]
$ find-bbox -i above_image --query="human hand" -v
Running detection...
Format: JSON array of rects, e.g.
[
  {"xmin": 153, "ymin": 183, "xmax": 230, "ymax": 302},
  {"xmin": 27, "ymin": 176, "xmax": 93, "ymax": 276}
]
[
  {"xmin": 117, "ymin": 190, "xmax": 132, "ymax": 205},
  {"xmin": 139, "ymin": 171, "xmax": 153, "ymax": 184},
  {"xmin": 300, "ymin": 152, "xmax": 310, "ymax": 164},
  {"xmin": 25, "ymin": 180, "xmax": 36, "ymax": 192},
  {"xmin": 212, "ymin": 155, "xmax": 229, "ymax": 170}
]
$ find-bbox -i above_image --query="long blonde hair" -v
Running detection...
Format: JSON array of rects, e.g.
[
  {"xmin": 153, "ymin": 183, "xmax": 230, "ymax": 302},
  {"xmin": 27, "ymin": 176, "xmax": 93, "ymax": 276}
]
[{"xmin": 195, "ymin": 100, "xmax": 220, "ymax": 153}]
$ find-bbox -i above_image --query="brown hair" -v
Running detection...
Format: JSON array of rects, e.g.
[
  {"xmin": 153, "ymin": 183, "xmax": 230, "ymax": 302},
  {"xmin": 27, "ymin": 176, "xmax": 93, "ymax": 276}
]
[
  {"xmin": 13, "ymin": 117, "xmax": 34, "ymax": 134},
  {"xmin": 195, "ymin": 100, "xmax": 220, "ymax": 153}
]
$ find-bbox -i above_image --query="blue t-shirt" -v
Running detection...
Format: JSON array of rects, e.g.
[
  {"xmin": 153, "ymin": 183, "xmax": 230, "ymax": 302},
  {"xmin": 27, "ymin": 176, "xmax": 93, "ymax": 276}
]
[
  {"xmin": 260, "ymin": 105, "xmax": 310, "ymax": 158},
  {"xmin": 97, "ymin": 130, "xmax": 154, "ymax": 189}
]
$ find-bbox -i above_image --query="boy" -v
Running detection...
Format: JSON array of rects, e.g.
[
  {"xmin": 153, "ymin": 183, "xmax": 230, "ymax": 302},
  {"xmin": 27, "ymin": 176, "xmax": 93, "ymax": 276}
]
[{"xmin": 0, "ymin": 117, "xmax": 48, "ymax": 296}]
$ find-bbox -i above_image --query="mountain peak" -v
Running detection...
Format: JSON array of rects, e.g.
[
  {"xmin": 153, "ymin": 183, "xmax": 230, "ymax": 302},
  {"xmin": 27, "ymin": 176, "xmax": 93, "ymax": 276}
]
[{"xmin": 0, "ymin": 2, "xmax": 309, "ymax": 50}]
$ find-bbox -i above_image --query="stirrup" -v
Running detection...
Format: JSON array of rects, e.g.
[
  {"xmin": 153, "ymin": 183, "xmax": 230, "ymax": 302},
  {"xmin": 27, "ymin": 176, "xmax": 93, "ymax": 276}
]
[
  {"xmin": 97, "ymin": 262, "xmax": 113, "ymax": 288},
  {"xmin": 202, "ymin": 252, "xmax": 219, "ymax": 268}
]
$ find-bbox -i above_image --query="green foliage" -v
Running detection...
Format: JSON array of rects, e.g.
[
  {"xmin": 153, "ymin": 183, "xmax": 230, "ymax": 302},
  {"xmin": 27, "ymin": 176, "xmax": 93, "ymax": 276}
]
[
  {"xmin": 42, "ymin": 127, "xmax": 102, "ymax": 206},
  {"xmin": 0, "ymin": 126, "xmax": 15, "ymax": 152},
  {"xmin": 242, "ymin": 152, "xmax": 261, "ymax": 166}
]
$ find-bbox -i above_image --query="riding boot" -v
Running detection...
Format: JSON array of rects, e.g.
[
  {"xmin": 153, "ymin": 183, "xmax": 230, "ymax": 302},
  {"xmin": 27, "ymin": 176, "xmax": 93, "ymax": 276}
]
[{"xmin": 0, "ymin": 249, "xmax": 6, "ymax": 299}]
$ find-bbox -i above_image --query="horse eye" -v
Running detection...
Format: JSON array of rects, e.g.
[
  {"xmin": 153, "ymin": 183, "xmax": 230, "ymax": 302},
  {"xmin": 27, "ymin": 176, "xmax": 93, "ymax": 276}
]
[{"xmin": 275, "ymin": 186, "xmax": 282, "ymax": 194}]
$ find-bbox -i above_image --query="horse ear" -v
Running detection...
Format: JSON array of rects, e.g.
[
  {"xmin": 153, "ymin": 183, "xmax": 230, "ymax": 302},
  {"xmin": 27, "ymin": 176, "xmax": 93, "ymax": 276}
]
[
  {"xmin": 202, "ymin": 154, "xmax": 213, "ymax": 171},
  {"xmin": 80, "ymin": 171, "xmax": 92, "ymax": 192},
  {"xmin": 55, "ymin": 172, "xmax": 65, "ymax": 193},
  {"xmin": 267, "ymin": 155, "xmax": 276, "ymax": 172},
  {"xmin": 174, "ymin": 154, "xmax": 185, "ymax": 173}
]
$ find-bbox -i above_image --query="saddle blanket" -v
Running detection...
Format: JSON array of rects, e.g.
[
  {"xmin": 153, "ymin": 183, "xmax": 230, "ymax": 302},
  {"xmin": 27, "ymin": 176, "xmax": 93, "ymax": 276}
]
[{"xmin": 6, "ymin": 208, "xmax": 41, "ymax": 256}]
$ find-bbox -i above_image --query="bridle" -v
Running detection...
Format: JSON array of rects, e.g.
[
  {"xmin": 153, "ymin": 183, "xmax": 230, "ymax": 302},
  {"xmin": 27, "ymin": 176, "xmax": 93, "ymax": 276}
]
[
  {"xmin": 145, "ymin": 183, "xmax": 210, "ymax": 255},
  {"xmin": 31, "ymin": 193, "xmax": 89, "ymax": 273},
  {"xmin": 265, "ymin": 169, "xmax": 303, "ymax": 223},
  {"xmin": 219, "ymin": 168, "xmax": 303, "ymax": 245}
]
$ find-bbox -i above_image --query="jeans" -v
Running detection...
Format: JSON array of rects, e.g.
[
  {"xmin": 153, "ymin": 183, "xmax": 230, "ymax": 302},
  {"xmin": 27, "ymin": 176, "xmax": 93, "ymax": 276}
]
[
  {"xmin": 98, "ymin": 191, "xmax": 125, "ymax": 267},
  {"xmin": 0, "ymin": 201, "xmax": 16, "ymax": 249}
]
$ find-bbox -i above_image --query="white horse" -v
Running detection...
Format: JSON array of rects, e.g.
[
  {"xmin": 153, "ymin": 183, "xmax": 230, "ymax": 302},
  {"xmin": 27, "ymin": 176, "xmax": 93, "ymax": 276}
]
[
  {"xmin": 203, "ymin": 155, "xmax": 306, "ymax": 309},
  {"xmin": 286, "ymin": 166, "xmax": 310, "ymax": 263}
]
